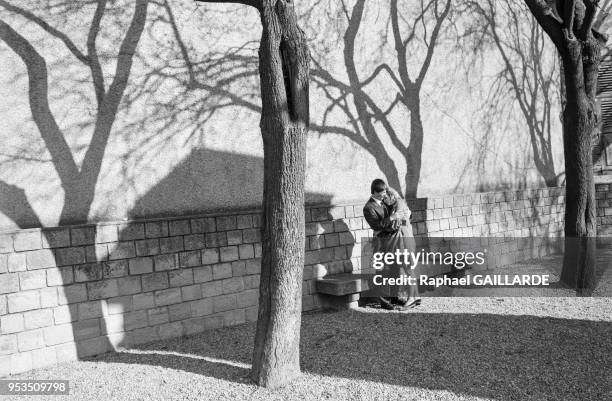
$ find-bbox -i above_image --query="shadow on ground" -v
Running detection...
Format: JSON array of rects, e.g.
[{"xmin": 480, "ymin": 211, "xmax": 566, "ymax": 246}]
[{"xmin": 91, "ymin": 309, "xmax": 612, "ymax": 401}]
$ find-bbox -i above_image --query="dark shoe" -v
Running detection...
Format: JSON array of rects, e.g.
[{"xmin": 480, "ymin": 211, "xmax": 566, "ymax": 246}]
[
  {"xmin": 397, "ymin": 298, "xmax": 420, "ymax": 310},
  {"xmin": 379, "ymin": 297, "xmax": 394, "ymax": 310},
  {"xmin": 395, "ymin": 297, "xmax": 408, "ymax": 306}
]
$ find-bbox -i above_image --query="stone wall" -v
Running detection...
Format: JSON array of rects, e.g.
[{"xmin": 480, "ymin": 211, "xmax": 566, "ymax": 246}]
[
  {"xmin": 597, "ymin": 184, "xmax": 612, "ymax": 235},
  {"xmin": 0, "ymin": 185, "xmax": 590, "ymax": 377}
]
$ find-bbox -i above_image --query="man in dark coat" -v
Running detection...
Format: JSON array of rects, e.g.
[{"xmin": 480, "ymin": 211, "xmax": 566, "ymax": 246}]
[{"xmin": 363, "ymin": 179, "xmax": 416, "ymax": 310}]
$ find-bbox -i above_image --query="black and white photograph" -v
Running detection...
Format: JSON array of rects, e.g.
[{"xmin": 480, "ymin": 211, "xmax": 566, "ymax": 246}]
[{"xmin": 0, "ymin": 0, "xmax": 611, "ymax": 399}]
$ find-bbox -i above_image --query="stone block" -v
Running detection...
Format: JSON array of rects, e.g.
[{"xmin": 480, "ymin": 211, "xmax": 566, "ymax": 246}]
[
  {"xmin": 73, "ymin": 318, "xmax": 101, "ymax": 340},
  {"xmin": 237, "ymin": 289, "xmax": 258, "ymax": 308},
  {"xmin": 231, "ymin": 260, "xmax": 246, "ymax": 277},
  {"xmin": 130, "ymin": 326, "xmax": 159, "ymax": 345},
  {"xmin": 71, "ymin": 226, "xmax": 96, "ymax": 246},
  {"xmin": 8, "ymin": 290, "xmax": 40, "ymax": 313},
  {"xmin": 53, "ymin": 304, "xmax": 77, "ymax": 324},
  {"xmin": 78, "ymin": 301, "xmax": 103, "ymax": 320},
  {"xmin": 10, "ymin": 352, "xmax": 33, "ymax": 374},
  {"xmin": 226, "ymin": 230, "xmax": 242, "ymax": 246},
  {"xmin": 76, "ymin": 336, "xmax": 111, "ymax": 358},
  {"xmin": 74, "ymin": 263, "xmax": 103, "ymax": 282},
  {"xmin": 43, "ymin": 324, "xmax": 74, "ymax": 346},
  {"xmin": 19, "ymin": 270, "xmax": 46, "ymax": 290},
  {"xmin": 159, "ymin": 237, "xmax": 184, "ymax": 254},
  {"xmin": 158, "ymin": 321, "xmax": 183, "ymax": 340},
  {"xmin": 7, "ymin": 253, "xmax": 26, "ymax": 272},
  {"xmin": 190, "ymin": 298, "xmax": 213, "ymax": 317},
  {"xmin": 216, "ymin": 216, "xmax": 236, "ymax": 231},
  {"xmin": 220, "ymin": 246, "xmax": 239, "ymax": 262},
  {"xmin": 25, "ymin": 249, "xmax": 55, "ymax": 270},
  {"xmin": 108, "ymin": 242, "xmax": 136, "ymax": 260},
  {"xmin": 181, "ymin": 284, "xmax": 202, "ymax": 301},
  {"xmin": 237, "ymin": 215, "xmax": 252, "ymax": 229},
  {"xmin": 45, "ymin": 266, "xmax": 74, "ymax": 286},
  {"xmin": 0, "ymin": 334, "xmax": 17, "ymax": 355},
  {"xmin": 54, "ymin": 247, "xmax": 86, "ymax": 266},
  {"xmin": 168, "ymin": 303, "xmax": 191, "ymax": 322},
  {"xmin": 129, "ymin": 257, "xmax": 153, "ymax": 275},
  {"xmin": 58, "ymin": 283, "xmax": 88, "ymax": 305},
  {"xmin": 169, "ymin": 269, "xmax": 193, "ymax": 287},
  {"xmin": 222, "ymin": 277, "xmax": 244, "ymax": 294},
  {"xmin": 155, "ymin": 288, "xmax": 181, "ymax": 306},
  {"xmin": 145, "ymin": 221, "xmax": 168, "ymax": 238},
  {"xmin": 219, "ymin": 309, "xmax": 245, "ymax": 326},
  {"xmin": 95, "ymin": 225, "xmax": 118, "ymax": 243},
  {"xmin": 135, "ymin": 239, "xmax": 160, "ymax": 256},
  {"xmin": 212, "ymin": 263, "xmax": 232, "ymax": 280},
  {"xmin": 0, "ymin": 234, "xmax": 13, "ymax": 253},
  {"xmin": 245, "ymin": 306, "xmax": 258, "ymax": 322},
  {"xmin": 132, "ymin": 292, "xmax": 155, "ymax": 311},
  {"xmin": 41, "ymin": 228, "xmax": 70, "ymax": 249},
  {"xmin": 205, "ymin": 232, "xmax": 227, "ymax": 247},
  {"xmin": 238, "ymin": 244, "xmax": 254, "ymax": 260},
  {"xmin": 212, "ymin": 294, "xmax": 236, "ymax": 313},
  {"xmin": 245, "ymin": 259, "xmax": 261, "ymax": 275},
  {"xmin": 87, "ymin": 279, "xmax": 119, "ymax": 300},
  {"xmin": 153, "ymin": 254, "xmax": 177, "ymax": 271},
  {"xmin": 184, "ymin": 234, "xmax": 205, "ymax": 250},
  {"xmin": 169, "ymin": 220, "xmax": 191, "ymax": 236},
  {"xmin": 243, "ymin": 275, "xmax": 260, "ymax": 289},
  {"xmin": 103, "ymin": 260, "xmax": 128, "ymax": 278},
  {"xmin": 117, "ymin": 223, "xmax": 145, "ymax": 240},
  {"xmin": 13, "ymin": 231, "xmax": 42, "ymax": 251},
  {"xmin": 117, "ymin": 276, "xmax": 142, "ymax": 296},
  {"xmin": 193, "ymin": 266, "xmax": 212, "ymax": 283},
  {"xmin": 201, "ymin": 249, "xmax": 219, "ymax": 265},
  {"xmin": 1, "ymin": 313, "xmax": 24, "ymax": 334},
  {"xmin": 190, "ymin": 217, "xmax": 216, "ymax": 234},
  {"xmin": 201, "ymin": 281, "xmax": 223, "ymax": 298},
  {"xmin": 179, "ymin": 251, "xmax": 200, "ymax": 268},
  {"xmin": 0, "ymin": 273, "xmax": 19, "ymax": 294},
  {"xmin": 148, "ymin": 306, "xmax": 169, "ymax": 326},
  {"xmin": 242, "ymin": 229, "xmax": 261, "ymax": 244},
  {"xmin": 54, "ymin": 342, "xmax": 78, "ymax": 362}
]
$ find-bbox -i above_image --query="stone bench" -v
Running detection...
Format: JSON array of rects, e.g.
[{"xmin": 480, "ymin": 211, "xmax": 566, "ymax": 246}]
[{"xmin": 315, "ymin": 264, "xmax": 457, "ymax": 309}]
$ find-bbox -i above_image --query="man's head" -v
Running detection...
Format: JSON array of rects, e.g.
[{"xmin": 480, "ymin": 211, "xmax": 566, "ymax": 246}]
[{"xmin": 370, "ymin": 179, "xmax": 387, "ymax": 200}]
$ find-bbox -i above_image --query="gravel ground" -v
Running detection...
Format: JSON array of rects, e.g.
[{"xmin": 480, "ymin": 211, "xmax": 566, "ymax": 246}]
[{"xmin": 6, "ymin": 297, "xmax": 612, "ymax": 401}]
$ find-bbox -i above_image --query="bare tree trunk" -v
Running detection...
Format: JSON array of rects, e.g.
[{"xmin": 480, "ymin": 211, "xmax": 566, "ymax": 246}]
[
  {"xmin": 524, "ymin": 0, "xmax": 604, "ymax": 294},
  {"xmin": 559, "ymin": 38, "xmax": 599, "ymax": 293},
  {"xmin": 250, "ymin": 0, "xmax": 309, "ymax": 388}
]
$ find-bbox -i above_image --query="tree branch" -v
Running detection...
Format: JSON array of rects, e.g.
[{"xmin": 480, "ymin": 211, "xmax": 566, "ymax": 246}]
[
  {"xmin": 87, "ymin": 0, "xmax": 108, "ymax": 107},
  {"xmin": 0, "ymin": 19, "xmax": 79, "ymax": 185},
  {"xmin": 0, "ymin": 0, "xmax": 89, "ymax": 64},
  {"xmin": 194, "ymin": 0, "xmax": 261, "ymax": 11},
  {"xmin": 523, "ymin": 0, "xmax": 564, "ymax": 49}
]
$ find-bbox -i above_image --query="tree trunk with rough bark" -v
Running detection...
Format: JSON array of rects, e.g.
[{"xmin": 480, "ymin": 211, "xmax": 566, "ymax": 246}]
[
  {"xmin": 524, "ymin": 0, "xmax": 603, "ymax": 293},
  {"xmin": 250, "ymin": 0, "xmax": 309, "ymax": 388}
]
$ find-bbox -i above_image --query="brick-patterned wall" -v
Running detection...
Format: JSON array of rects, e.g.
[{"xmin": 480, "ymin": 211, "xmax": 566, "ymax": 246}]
[
  {"xmin": 596, "ymin": 184, "xmax": 612, "ymax": 235},
  {"xmin": 0, "ymin": 185, "xmax": 598, "ymax": 377}
]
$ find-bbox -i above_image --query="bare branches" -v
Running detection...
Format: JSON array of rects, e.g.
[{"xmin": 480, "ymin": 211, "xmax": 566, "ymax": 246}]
[
  {"xmin": 194, "ymin": 0, "xmax": 261, "ymax": 12},
  {"xmin": 523, "ymin": 0, "xmax": 564, "ymax": 48},
  {"xmin": 87, "ymin": 0, "xmax": 107, "ymax": 107},
  {"xmin": 0, "ymin": 0, "xmax": 89, "ymax": 64},
  {"xmin": 0, "ymin": 18, "xmax": 79, "ymax": 185}
]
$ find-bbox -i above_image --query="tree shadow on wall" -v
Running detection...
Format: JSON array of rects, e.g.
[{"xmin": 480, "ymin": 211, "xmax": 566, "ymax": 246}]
[{"xmin": 128, "ymin": 148, "xmax": 334, "ymax": 219}]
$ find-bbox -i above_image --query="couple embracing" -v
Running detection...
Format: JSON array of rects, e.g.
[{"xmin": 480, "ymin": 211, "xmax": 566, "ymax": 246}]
[{"xmin": 363, "ymin": 179, "xmax": 421, "ymax": 310}]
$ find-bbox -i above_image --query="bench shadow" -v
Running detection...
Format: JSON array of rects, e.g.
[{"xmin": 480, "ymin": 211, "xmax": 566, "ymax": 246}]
[{"xmin": 90, "ymin": 310, "xmax": 612, "ymax": 400}]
